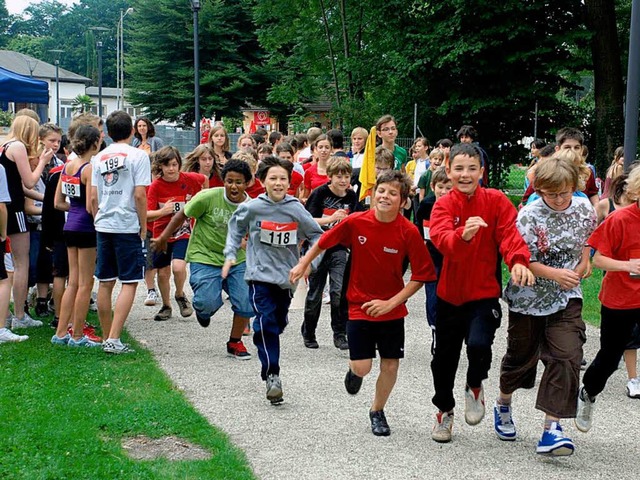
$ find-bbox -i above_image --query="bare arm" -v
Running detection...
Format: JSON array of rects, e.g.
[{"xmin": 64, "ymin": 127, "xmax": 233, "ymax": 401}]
[
  {"xmin": 90, "ymin": 186, "xmax": 99, "ymax": 218},
  {"xmin": 362, "ymin": 280, "xmax": 423, "ymax": 318},
  {"xmin": 593, "ymin": 250, "xmax": 640, "ymax": 275},
  {"xmin": 134, "ymin": 185, "xmax": 147, "ymax": 240},
  {"xmin": 54, "ymin": 173, "xmax": 69, "ymax": 212},
  {"xmin": 0, "ymin": 203, "xmax": 7, "ymax": 240},
  {"xmin": 7, "ymin": 142, "xmax": 51, "ymax": 189},
  {"xmin": 23, "ymin": 187, "xmax": 44, "ymax": 202}
]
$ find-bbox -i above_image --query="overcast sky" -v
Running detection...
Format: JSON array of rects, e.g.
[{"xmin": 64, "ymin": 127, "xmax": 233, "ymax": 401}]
[{"xmin": 7, "ymin": 0, "xmax": 79, "ymax": 15}]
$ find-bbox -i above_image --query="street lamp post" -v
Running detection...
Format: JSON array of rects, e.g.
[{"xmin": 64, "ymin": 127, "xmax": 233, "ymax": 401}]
[
  {"xmin": 190, "ymin": 0, "xmax": 201, "ymax": 145},
  {"xmin": 117, "ymin": 8, "xmax": 134, "ymax": 110},
  {"xmin": 48, "ymin": 49, "xmax": 64, "ymax": 125},
  {"xmin": 89, "ymin": 26, "xmax": 109, "ymax": 118}
]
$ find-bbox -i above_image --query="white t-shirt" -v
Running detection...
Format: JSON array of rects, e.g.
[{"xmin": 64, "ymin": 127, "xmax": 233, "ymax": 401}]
[
  {"xmin": 92, "ymin": 142, "xmax": 151, "ymax": 233},
  {"xmin": 351, "ymin": 152, "xmax": 364, "ymax": 169},
  {"xmin": 298, "ymin": 146, "xmax": 311, "ymax": 163},
  {"xmin": 413, "ymin": 158, "xmax": 429, "ymax": 186},
  {"xmin": 0, "ymin": 164, "xmax": 11, "ymax": 203}
]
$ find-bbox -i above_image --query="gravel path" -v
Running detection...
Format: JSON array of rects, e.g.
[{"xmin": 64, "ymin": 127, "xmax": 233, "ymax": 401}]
[{"xmin": 126, "ymin": 282, "xmax": 639, "ymax": 480}]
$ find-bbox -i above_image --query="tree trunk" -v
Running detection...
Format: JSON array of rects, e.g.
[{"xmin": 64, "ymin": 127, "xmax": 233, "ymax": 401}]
[
  {"xmin": 584, "ymin": 0, "xmax": 625, "ymax": 176},
  {"xmin": 318, "ymin": 0, "xmax": 342, "ymax": 109}
]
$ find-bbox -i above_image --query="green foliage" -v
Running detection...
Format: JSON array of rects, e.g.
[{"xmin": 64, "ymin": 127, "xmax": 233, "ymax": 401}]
[
  {"xmin": 0, "ymin": 109, "xmax": 13, "ymax": 127},
  {"xmin": 72, "ymin": 94, "xmax": 95, "ymax": 113}
]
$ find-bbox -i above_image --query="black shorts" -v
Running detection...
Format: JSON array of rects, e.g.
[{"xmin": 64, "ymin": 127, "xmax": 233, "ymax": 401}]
[
  {"xmin": 626, "ymin": 323, "xmax": 640, "ymax": 350},
  {"xmin": 51, "ymin": 240, "xmax": 69, "ymax": 278},
  {"xmin": 0, "ymin": 240, "xmax": 7, "ymax": 280},
  {"xmin": 347, "ymin": 318, "xmax": 405, "ymax": 360},
  {"xmin": 7, "ymin": 209, "xmax": 27, "ymax": 235},
  {"xmin": 64, "ymin": 230, "xmax": 97, "ymax": 249}
]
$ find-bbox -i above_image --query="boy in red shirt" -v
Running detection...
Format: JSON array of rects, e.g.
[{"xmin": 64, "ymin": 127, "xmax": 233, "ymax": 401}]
[
  {"xmin": 291, "ymin": 170, "xmax": 436, "ymax": 436},
  {"xmin": 147, "ymin": 146, "xmax": 208, "ymax": 321},
  {"xmin": 429, "ymin": 143, "xmax": 534, "ymax": 443},
  {"xmin": 575, "ymin": 165, "xmax": 640, "ymax": 433}
]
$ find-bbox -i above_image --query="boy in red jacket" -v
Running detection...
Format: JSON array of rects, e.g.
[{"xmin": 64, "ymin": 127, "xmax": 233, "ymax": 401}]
[
  {"xmin": 290, "ymin": 170, "xmax": 436, "ymax": 437},
  {"xmin": 429, "ymin": 143, "xmax": 534, "ymax": 443}
]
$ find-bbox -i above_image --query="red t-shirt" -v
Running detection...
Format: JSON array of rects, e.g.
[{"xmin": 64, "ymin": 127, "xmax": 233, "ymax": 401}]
[
  {"xmin": 430, "ymin": 188, "xmax": 530, "ymax": 306},
  {"xmin": 588, "ymin": 203, "xmax": 640, "ymax": 309},
  {"xmin": 209, "ymin": 173, "xmax": 224, "ymax": 188},
  {"xmin": 288, "ymin": 169, "xmax": 304, "ymax": 196},
  {"xmin": 147, "ymin": 172, "xmax": 206, "ymax": 241},
  {"xmin": 246, "ymin": 179, "xmax": 265, "ymax": 198},
  {"xmin": 304, "ymin": 164, "xmax": 327, "ymax": 192},
  {"xmin": 318, "ymin": 209, "xmax": 436, "ymax": 321}
]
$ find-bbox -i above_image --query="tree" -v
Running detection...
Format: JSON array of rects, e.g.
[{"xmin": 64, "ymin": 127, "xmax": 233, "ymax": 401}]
[
  {"xmin": 0, "ymin": 0, "xmax": 11, "ymax": 48},
  {"xmin": 72, "ymin": 94, "xmax": 95, "ymax": 113}
]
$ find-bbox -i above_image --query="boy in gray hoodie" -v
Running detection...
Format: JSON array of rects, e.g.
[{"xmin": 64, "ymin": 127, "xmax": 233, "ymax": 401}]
[{"xmin": 223, "ymin": 156, "xmax": 323, "ymax": 404}]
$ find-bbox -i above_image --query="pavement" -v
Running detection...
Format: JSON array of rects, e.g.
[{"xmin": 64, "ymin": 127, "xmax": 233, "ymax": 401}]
[{"xmin": 126, "ymin": 281, "xmax": 639, "ymax": 480}]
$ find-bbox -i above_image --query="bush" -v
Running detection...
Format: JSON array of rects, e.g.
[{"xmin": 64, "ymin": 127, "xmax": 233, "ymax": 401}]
[{"xmin": 0, "ymin": 109, "xmax": 14, "ymax": 127}]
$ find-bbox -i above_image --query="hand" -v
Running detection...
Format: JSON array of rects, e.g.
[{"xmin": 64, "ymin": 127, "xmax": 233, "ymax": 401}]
[
  {"xmin": 461, "ymin": 216, "xmax": 488, "ymax": 241},
  {"xmin": 150, "ymin": 236, "xmax": 168, "ymax": 253},
  {"xmin": 575, "ymin": 261, "xmax": 592, "ymax": 280},
  {"xmin": 40, "ymin": 147, "xmax": 54, "ymax": 164},
  {"xmin": 289, "ymin": 262, "xmax": 310, "ymax": 284},
  {"xmin": 628, "ymin": 258, "xmax": 640, "ymax": 276},
  {"xmin": 553, "ymin": 268, "xmax": 581, "ymax": 290},
  {"xmin": 331, "ymin": 209, "xmax": 348, "ymax": 223},
  {"xmin": 510, "ymin": 263, "xmax": 535, "ymax": 287},
  {"xmin": 160, "ymin": 199, "xmax": 176, "ymax": 216},
  {"xmin": 222, "ymin": 259, "xmax": 235, "ymax": 279},
  {"xmin": 362, "ymin": 299, "xmax": 394, "ymax": 318},
  {"xmin": 139, "ymin": 229, "xmax": 147, "ymax": 241}
]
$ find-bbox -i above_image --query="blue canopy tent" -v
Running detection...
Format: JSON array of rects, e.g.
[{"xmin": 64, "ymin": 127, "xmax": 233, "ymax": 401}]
[{"xmin": 0, "ymin": 66, "xmax": 49, "ymax": 120}]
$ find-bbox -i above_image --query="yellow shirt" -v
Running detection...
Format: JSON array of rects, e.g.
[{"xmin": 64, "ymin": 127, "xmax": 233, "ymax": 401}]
[{"xmin": 405, "ymin": 160, "xmax": 416, "ymax": 181}]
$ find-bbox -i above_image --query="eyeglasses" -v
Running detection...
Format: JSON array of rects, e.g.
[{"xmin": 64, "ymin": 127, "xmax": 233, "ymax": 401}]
[
  {"xmin": 538, "ymin": 190, "xmax": 573, "ymax": 200},
  {"xmin": 375, "ymin": 166, "xmax": 391, "ymax": 172},
  {"xmin": 380, "ymin": 126, "xmax": 397, "ymax": 132}
]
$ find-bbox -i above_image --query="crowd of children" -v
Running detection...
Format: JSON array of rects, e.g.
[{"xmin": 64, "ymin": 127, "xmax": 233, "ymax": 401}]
[{"xmin": 1, "ymin": 110, "xmax": 638, "ymax": 458}]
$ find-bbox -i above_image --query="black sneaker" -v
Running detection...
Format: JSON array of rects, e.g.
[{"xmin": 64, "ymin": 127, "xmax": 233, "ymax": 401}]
[
  {"xmin": 369, "ymin": 410, "xmax": 391, "ymax": 436},
  {"xmin": 344, "ymin": 369, "xmax": 363, "ymax": 395},
  {"xmin": 196, "ymin": 313, "xmax": 210, "ymax": 328},
  {"xmin": 333, "ymin": 334, "xmax": 349, "ymax": 350},
  {"xmin": 49, "ymin": 317, "xmax": 59, "ymax": 329},
  {"xmin": 35, "ymin": 301, "xmax": 49, "ymax": 318},
  {"xmin": 303, "ymin": 336, "xmax": 319, "ymax": 349}
]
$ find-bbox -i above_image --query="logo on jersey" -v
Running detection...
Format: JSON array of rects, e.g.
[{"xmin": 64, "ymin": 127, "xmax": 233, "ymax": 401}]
[
  {"xmin": 383, "ymin": 247, "xmax": 398, "ymax": 254},
  {"xmin": 103, "ymin": 171, "xmax": 119, "ymax": 187},
  {"xmin": 358, "ymin": 236, "xmax": 367, "ymax": 245},
  {"xmin": 453, "ymin": 216, "xmax": 460, "ymax": 227}
]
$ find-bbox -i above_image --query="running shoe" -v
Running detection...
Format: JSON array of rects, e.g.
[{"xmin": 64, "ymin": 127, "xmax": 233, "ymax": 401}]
[
  {"xmin": 369, "ymin": 410, "xmax": 391, "ymax": 436},
  {"xmin": 536, "ymin": 422, "xmax": 575, "ymax": 456},
  {"xmin": 226, "ymin": 340, "xmax": 252, "ymax": 360},
  {"xmin": 464, "ymin": 384, "xmax": 485, "ymax": 425},
  {"xmin": 196, "ymin": 313, "xmax": 210, "ymax": 328},
  {"xmin": 34, "ymin": 300, "xmax": 49, "ymax": 318},
  {"xmin": 493, "ymin": 402, "xmax": 516, "ymax": 441},
  {"xmin": 12, "ymin": 313, "xmax": 43, "ymax": 328},
  {"xmin": 88, "ymin": 292, "xmax": 97, "ymax": 312},
  {"xmin": 175, "ymin": 296, "xmax": 193, "ymax": 317},
  {"xmin": 333, "ymin": 334, "xmax": 349, "ymax": 350},
  {"xmin": 51, "ymin": 333, "xmax": 71, "ymax": 345},
  {"xmin": 103, "ymin": 340, "xmax": 135, "ymax": 354},
  {"xmin": 627, "ymin": 378, "xmax": 640, "ymax": 399},
  {"xmin": 6, "ymin": 313, "xmax": 17, "ymax": 329},
  {"xmin": 344, "ymin": 368, "xmax": 363, "ymax": 395},
  {"xmin": 144, "ymin": 289, "xmax": 158, "ymax": 306},
  {"xmin": 68, "ymin": 336, "xmax": 102, "ymax": 348},
  {"xmin": 266, "ymin": 374, "xmax": 283, "ymax": 404},
  {"xmin": 575, "ymin": 386, "xmax": 595, "ymax": 432},
  {"xmin": 0, "ymin": 328, "xmax": 28, "ymax": 344},
  {"xmin": 153, "ymin": 305, "xmax": 172, "ymax": 322},
  {"xmin": 432, "ymin": 411, "xmax": 454, "ymax": 443}
]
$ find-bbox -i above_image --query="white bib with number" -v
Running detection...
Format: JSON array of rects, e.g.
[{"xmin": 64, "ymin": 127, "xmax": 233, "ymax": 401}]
[
  {"xmin": 259, "ymin": 221, "xmax": 297, "ymax": 247},
  {"xmin": 99, "ymin": 153, "xmax": 126, "ymax": 174},
  {"xmin": 422, "ymin": 220, "xmax": 430, "ymax": 240},
  {"xmin": 61, "ymin": 174, "xmax": 81, "ymax": 198}
]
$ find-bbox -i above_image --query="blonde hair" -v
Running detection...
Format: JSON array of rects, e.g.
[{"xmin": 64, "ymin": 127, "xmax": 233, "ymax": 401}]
[
  {"xmin": 326, "ymin": 156, "xmax": 353, "ymax": 177},
  {"xmin": 237, "ymin": 133, "xmax": 257, "ymax": 150},
  {"xmin": 551, "ymin": 148, "xmax": 589, "ymax": 191},
  {"xmin": 534, "ymin": 156, "xmax": 580, "ymax": 193},
  {"xmin": 351, "ymin": 127, "xmax": 368, "ymax": 141},
  {"xmin": 429, "ymin": 148, "xmax": 444, "ymax": 162},
  {"xmin": 374, "ymin": 146, "xmax": 394, "ymax": 168},
  {"xmin": 183, "ymin": 144, "xmax": 215, "ymax": 173},
  {"xmin": 231, "ymin": 149, "xmax": 258, "ymax": 173},
  {"xmin": 606, "ymin": 146, "xmax": 624, "ymax": 180},
  {"xmin": 626, "ymin": 165, "xmax": 640, "ymax": 200},
  {"xmin": 8, "ymin": 115, "xmax": 39, "ymax": 157}
]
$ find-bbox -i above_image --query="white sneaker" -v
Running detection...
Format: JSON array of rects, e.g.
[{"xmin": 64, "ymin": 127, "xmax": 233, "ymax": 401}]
[
  {"xmin": 0, "ymin": 328, "xmax": 28, "ymax": 344},
  {"xmin": 144, "ymin": 289, "xmax": 158, "ymax": 306},
  {"xmin": 575, "ymin": 386, "xmax": 595, "ymax": 432},
  {"xmin": 5, "ymin": 313, "xmax": 17, "ymax": 329},
  {"xmin": 432, "ymin": 411, "xmax": 454, "ymax": 443},
  {"xmin": 89, "ymin": 292, "xmax": 97, "ymax": 312},
  {"xmin": 12, "ymin": 313, "xmax": 43, "ymax": 328},
  {"xmin": 464, "ymin": 384, "xmax": 485, "ymax": 425},
  {"xmin": 103, "ymin": 340, "xmax": 135, "ymax": 354},
  {"xmin": 627, "ymin": 378, "xmax": 640, "ymax": 399}
]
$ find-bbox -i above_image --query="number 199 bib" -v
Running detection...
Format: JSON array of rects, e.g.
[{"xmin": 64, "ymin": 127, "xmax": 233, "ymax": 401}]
[
  {"xmin": 99, "ymin": 153, "xmax": 126, "ymax": 174},
  {"xmin": 259, "ymin": 221, "xmax": 297, "ymax": 247}
]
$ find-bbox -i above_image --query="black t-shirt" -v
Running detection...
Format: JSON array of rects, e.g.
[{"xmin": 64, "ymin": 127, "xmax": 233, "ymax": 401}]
[
  {"xmin": 416, "ymin": 193, "xmax": 443, "ymax": 273},
  {"xmin": 306, "ymin": 183, "xmax": 359, "ymax": 252}
]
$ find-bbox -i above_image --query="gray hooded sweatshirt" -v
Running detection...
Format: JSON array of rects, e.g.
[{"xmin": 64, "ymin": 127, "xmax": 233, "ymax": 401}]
[{"xmin": 224, "ymin": 193, "xmax": 324, "ymax": 289}]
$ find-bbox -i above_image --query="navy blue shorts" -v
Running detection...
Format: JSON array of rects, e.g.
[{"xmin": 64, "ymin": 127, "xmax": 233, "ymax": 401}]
[
  {"xmin": 95, "ymin": 232, "xmax": 145, "ymax": 283},
  {"xmin": 347, "ymin": 318, "xmax": 405, "ymax": 360},
  {"xmin": 152, "ymin": 238, "xmax": 188, "ymax": 269}
]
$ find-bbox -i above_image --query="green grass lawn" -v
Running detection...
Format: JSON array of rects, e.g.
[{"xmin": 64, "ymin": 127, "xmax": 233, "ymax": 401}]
[{"xmin": 0, "ymin": 312, "xmax": 255, "ymax": 480}]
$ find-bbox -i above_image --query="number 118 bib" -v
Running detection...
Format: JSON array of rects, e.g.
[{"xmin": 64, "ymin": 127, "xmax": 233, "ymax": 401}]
[{"xmin": 259, "ymin": 221, "xmax": 297, "ymax": 247}]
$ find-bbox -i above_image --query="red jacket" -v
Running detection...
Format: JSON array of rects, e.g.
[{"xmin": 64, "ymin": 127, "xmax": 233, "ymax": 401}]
[{"xmin": 430, "ymin": 188, "xmax": 530, "ymax": 306}]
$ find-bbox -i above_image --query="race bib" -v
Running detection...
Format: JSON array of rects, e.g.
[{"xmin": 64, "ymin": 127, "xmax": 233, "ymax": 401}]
[
  {"xmin": 422, "ymin": 220, "xmax": 430, "ymax": 240},
  {"xmin": 259, "ymin": 221, "xmax": 297, "ymax": 247},
  {"xmin": 99, "ymin": 153, "xmax": 126, "ymax": 174},
  {"xmin": 61, "ymin": 175, "xmax": 81, "ymax": 198},
  {"xmin": 159, "ymin": 196, "xmax": 186, "ymax": 214}
]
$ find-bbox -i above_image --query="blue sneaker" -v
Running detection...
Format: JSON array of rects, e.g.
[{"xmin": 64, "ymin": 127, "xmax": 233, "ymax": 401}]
[
  {"xmin": 536, "ymin": 422, "xmax": 575, "ymax": 456},
  {"xmin": 493, "ymin": 402, "xmax": 516, "ymax": 441},
  {"xmin": 51, "ymin": 333, "xmax": 71, "ymax": 345},
  {"xmin": 68, "ymin": 336, "xmax": 102, "ymax": 348}
]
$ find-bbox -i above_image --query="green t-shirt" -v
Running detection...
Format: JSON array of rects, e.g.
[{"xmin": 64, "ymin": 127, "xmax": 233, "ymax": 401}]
[
  {"xmin": 418, "ymin": 169, "xmax": 433, "ymax": 197},
  {"xmin": 184, "ymin": 187, "xmax": 248, "ymax": 266},
  {"xmin": 393, "ymin": 145, "xmax": 408, "ymax": 171}
]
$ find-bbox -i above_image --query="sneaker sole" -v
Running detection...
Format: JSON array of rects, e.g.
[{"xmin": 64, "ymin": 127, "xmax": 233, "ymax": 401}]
[
  {"xmin": 227, "ymin": 352, "xmax": 252, "ymax": 361},
  {"xmin": 266, "ymin": 386, "xmax": 283, "ymax": 402},
  {"xmin": 574, "ymin": 419, "xmax": 591, "ymax": 433},
  {"xmin": 536, "ymin": 443, "xmax": 574, "ymax": 456},
  {"xmin": 495, "ymin": 430, "xmax": 517, "ymax": 441},
  {"xmin": 465, "ymin": 413, "xmax": 485, "ymax": 426},
  {"xmin": 144, "ymin": 300, "xmax": 157, "ymax": 306},
  {"xmin": 626, "ymin": 388, "xmax": 640, "ymax": 399},
  {"xmin": 431, "ymin": 433, "xmax": 452, "ymax": 443}
]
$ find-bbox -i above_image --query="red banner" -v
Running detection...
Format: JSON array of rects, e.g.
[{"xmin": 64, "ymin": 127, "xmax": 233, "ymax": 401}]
[{"xmin": 254, "ymin": 111, "xmax": 270, "ymax": 125}]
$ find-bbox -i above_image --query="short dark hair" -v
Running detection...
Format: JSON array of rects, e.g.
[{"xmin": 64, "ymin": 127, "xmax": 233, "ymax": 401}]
[
  {"xmin": 436, "ymin": 138, "xmax": 453, "ymax": 148},
  {"xmin": 257, "ymin": 155, "xmax": 293, "ymax": 182},
  {"xmin": 374, "ymin": 170, "xmax": 411, "ymax": 202},
  {"xmin": 222, "ymin": 159, "xmax": 252, "ymax": 183},
  {"xmin": 268, "ymin": 131, "xmax": 282, "ymax": 145},
  {"xmin": 456, "ymin": 125, "xmax": 478, "ymax": 140},
  {"xmin": 555, "ymin": 127, "xmax": 584, "ymax": 147},
  {"xmin": 251, "ymin": 133, "xmax": 265, "ymax": 145},
  {"xmin": 326, "ymin": 129, "xmax": 344, "ymax": 149},
  {"xmin": 539, "ymin": 144, "xmax": 556, "ymax": 158},
  {"xmin": 106, "ymin": 110, "xmax": 133, "ymax": 142},
  {"xmin": 449, "ymin": 143, "xmax": 482, "ymax": 165},
  {"xmin": 151, "ymin": 146, "xmax": 182, "ymax": 176},
  {"xmin": 530, "ymin": 138, "xmax": 545, "ymax": 149}
]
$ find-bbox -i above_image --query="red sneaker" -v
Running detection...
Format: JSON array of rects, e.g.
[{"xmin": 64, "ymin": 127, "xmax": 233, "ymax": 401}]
[
  {"xmin": 68, "ymin": 324, "xmax": 102, "ymax": 343},
  {"xmin": 226, "ymin": 340, "xmax": 252, "ymax": 360}
]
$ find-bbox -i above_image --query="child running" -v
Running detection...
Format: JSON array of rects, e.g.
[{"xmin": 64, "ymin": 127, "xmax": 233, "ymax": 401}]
[
  {"xmin": 495, "ymin": 156, "xmax": 596, "ymax": 456},
  {"xmin": 291, "ymin": 170, "xmax": 436, "ymax": 436},
  {"xmin": 575, "ymin": 165, "xmax": 640, "ymax": 433},
  {"xmin": 152, "ymin": 159, "xmax": 255, "ymax": 359},
  {"xmin": 223, "ymin": 156, "xmax": 323, "ymax": 404},
  {"xmin": 429, "ymin": 143, "xmax": 534, "ymax": 443},
  {"xmin": 147, "ymin": 146, "xmax": 207, "ymax": 321}
]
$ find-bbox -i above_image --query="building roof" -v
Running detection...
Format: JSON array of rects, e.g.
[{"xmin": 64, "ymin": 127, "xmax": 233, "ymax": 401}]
[
  {"xmin": 0, "ymin": 50, "xmax": 92, "ymax": 85},
  {"xmin": 86, "ymin": 86, "xmax": 119, "ymax": 97}
]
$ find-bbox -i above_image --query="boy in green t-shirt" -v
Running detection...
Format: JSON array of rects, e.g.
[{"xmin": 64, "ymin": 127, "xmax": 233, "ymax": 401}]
[
  {"xmin": 151, "ymin": 160, "xmax": 254, "ymax": 359},
  {"xmin": 376, "ymin": 115, "xmax": 407, "ymax": 172}
]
